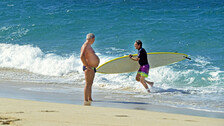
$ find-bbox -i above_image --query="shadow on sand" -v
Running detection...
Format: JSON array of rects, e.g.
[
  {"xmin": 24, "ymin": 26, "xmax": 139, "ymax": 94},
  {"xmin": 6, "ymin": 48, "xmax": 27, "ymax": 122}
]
[
  {"xmin": 151, "ymin": 87, "xmax": 190, "ymax": 94},
  {"xmin": 94, "ymin": 100, "xmax": 149, "ymax": 105}
]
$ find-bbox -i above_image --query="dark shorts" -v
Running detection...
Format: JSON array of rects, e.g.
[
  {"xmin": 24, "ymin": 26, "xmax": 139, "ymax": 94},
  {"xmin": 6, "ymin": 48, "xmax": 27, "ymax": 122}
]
[
  {"xmin": 83, "ymin": 66, "xmax": 96, "ymax": 73},
  {"xmin": 138, "ymin": 64, "xmax": 149, "ymax": 77}
]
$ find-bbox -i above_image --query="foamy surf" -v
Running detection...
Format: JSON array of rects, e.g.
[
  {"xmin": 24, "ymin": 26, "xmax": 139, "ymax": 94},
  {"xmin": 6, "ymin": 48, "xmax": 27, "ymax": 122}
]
[{"xmin": 0, "ymin": 43, "xmax": 81, "ymax": 76}]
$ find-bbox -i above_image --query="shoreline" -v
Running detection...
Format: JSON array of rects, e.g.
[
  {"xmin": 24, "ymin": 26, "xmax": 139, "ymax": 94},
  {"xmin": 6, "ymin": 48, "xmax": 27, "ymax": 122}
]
[
  {"xmin": 0, "ymin": 80, "xmax": 224, "ymax": 119},
  {"xmin": 0, "ymin": 98, "xmax": 224, "ymax": 126}
]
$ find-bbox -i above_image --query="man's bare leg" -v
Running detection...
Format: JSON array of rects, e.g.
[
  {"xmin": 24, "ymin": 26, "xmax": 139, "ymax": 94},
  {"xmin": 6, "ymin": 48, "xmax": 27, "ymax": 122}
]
[
  {"xmin": 84, "ymin": 69, "xmax": 95, "ymax": 102},
  {"xmin": 145, "ymin": 80, "xmax": 154, "ymax": 87},
  {"xmin": 140, "ymin": 76, "xmax": 150, "ymax": 93},
  {"xmin": 135, "ymin": 73, "xmax": 141, "ymax": 82}
]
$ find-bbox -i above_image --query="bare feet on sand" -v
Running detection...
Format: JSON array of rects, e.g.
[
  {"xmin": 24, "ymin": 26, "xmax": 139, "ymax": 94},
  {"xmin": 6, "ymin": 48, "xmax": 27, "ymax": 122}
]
[
  {"xmin": 84, "ymin": 101, "xmax": 92, "ymax": 106},
  {"xmin": 146, "ymin": 81, "xmax": 154, "ymax": 93}
]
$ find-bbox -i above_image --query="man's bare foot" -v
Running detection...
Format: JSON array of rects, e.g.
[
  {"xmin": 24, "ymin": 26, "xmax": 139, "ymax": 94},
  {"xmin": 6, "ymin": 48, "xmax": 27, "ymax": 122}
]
[
  {"xmin": 149, "ymin": 82, "xmax": 154, "ymax": 87},
  {"xmin": 146, "ymin": 88, "xmax": 150, "ymax": 93},
  {"xmin": 84, "ymin": 101, "xmax": 91, "ymax": 106}
]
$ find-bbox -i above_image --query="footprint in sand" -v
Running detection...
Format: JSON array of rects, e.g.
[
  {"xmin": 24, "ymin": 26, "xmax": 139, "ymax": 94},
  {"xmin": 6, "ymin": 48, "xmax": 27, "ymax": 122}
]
[
  {"xmin": 185, "ymin": 119, "xmax": 198, "ymax": 122},
  {"xmin": 0, "ymin": 117, "xmax": 21, "ymax": 125},
  {"xmin": 40, "ymin": 110, "xmax": 58, "ymax": 112},
  {"xmin": 115, "ymin": 115, "xmax": 128, "ymax": 117},
  {"xmin": 6, "ymin": 111, "xmax": 24, "ymax": 114}
]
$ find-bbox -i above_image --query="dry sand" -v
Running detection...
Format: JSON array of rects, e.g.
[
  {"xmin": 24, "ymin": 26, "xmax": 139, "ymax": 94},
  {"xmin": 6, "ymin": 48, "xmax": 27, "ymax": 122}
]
[{"xmin": 0, "ymin": 98, "xmax": 223, "ymax": 126}]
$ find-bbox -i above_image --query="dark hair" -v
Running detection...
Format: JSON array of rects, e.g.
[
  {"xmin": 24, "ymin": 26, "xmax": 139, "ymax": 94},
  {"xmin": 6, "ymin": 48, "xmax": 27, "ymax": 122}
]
[{"xmin": 135, "ymin": 40, "xmax": 142, "ymax": 48}]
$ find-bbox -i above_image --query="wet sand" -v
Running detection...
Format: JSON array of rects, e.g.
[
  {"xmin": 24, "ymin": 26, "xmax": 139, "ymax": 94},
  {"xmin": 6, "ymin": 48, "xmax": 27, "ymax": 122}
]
[{"xmin": 0, "ymin": 81, "xmax": 224, "ymax": 119}]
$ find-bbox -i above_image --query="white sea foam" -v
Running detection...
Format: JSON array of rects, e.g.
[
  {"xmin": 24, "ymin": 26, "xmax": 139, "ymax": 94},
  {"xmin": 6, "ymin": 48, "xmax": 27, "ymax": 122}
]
[
  {"xmin": 0, "ymin": 43, "xmax": 81, "ymax": 76},
  {"xmin": 0, "ymin": 25, "xmax": 29, "ymax": 41},
  {"xmin": 0, "ymin": 26, "xmax": 11, "ymax": 31}
]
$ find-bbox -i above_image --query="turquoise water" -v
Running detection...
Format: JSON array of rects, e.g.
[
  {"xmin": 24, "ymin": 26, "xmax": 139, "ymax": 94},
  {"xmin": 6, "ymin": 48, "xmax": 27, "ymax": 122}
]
[{"xmin": 0, "ymin": 0, "xmax": 224, "ymax": 112}]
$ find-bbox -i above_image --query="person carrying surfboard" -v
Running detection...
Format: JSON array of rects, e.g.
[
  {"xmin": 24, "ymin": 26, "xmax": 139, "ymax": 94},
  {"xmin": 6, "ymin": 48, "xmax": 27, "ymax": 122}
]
[
  {"xmin": 129, "ymin": 40, "xmax": 154, "ymax": 93},
  {"xmin": 80, "ymin": 33, "xmax": 100, "ymax": 104}
]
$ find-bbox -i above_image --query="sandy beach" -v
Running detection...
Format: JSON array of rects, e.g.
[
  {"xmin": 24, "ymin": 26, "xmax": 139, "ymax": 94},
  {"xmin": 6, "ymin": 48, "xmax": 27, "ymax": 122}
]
[{"xmin": 0, "ymin": 98, "xmax": 223, "ymax": 126}]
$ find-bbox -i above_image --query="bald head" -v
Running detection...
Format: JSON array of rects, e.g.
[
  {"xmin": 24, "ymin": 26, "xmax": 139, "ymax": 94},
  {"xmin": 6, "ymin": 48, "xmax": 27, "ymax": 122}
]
[{"xmin": 86, "ymin": 33, "xmax": 95, "ymax": 40}]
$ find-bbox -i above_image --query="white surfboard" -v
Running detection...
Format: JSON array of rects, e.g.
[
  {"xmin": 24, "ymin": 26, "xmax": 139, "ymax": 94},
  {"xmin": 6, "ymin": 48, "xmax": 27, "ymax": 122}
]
[{"xmin": 96, "ymin": 52, "xmax": 190, "ymax": 74}]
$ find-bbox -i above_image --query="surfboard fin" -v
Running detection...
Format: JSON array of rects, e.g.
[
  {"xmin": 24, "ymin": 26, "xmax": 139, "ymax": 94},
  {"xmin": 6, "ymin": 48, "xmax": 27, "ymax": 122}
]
[{"xmin": 183, "ymin": 56, "xmax": 191, "ymax": 60}]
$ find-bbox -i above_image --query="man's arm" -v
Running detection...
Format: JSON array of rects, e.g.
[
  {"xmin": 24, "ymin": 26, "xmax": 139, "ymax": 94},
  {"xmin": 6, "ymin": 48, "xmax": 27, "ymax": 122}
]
[
  {"xmin": 129, "ymin": 54, "xmax": 140, "ymax": 61},
  {"xmin": 80, "ymin": 45, "xmax": 89, "ymax": 66}
]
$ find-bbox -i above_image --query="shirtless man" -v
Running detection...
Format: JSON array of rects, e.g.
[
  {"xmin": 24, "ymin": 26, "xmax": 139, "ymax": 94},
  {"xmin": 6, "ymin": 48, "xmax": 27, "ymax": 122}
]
[{"xmin": 80, "ymin": 33, "xmax": 100, "ymax": 102}]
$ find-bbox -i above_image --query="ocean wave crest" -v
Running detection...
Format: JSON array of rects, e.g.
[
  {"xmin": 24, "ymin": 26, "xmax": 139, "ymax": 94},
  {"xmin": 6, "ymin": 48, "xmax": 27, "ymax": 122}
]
[{"xmin": 0, "ymin": 43, "xmax": 81, "ymax": 76}]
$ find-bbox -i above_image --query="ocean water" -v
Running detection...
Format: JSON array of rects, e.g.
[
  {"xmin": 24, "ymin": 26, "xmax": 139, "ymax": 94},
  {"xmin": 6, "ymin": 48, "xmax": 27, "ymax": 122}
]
[{"xmin": 0, "ymin": 0, "xmax": 224, "ymax": 113}]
